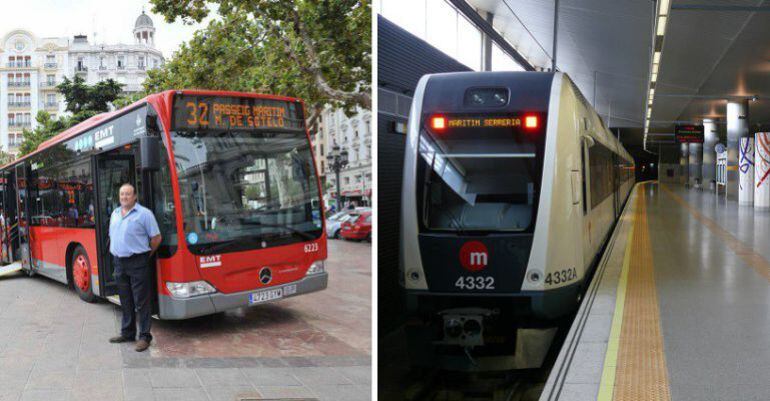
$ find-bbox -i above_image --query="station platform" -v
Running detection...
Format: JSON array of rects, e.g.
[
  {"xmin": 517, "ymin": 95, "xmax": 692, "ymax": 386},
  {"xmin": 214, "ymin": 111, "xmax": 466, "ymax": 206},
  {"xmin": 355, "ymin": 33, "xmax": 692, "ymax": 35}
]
[{"xmin": 542, "ymin": 181, "xmax": 770, "ymax": 401}]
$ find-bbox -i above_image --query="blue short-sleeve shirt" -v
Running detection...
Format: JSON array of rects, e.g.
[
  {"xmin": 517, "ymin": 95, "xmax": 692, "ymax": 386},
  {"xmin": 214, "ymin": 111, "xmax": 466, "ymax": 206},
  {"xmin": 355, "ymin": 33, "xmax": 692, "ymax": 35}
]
[{"xmin": 109, "ymin": 202, "xmax": 161, "ymax": 258}]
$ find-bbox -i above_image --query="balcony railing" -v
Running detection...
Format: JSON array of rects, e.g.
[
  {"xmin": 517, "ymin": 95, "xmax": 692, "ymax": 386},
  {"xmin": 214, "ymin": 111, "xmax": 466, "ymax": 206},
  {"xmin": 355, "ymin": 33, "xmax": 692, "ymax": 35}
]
[
  {"xmin": 117, "ymin": 65, "xmax": 125, "ymax": 70},
  {"xmin": 6, "ymin": 62, "xmax": 32, "ymax": 68},
  {"xmin": 8, "ymin": 102, "xmax": 31, "ymax": 108},
  {"xmin": 7, "ymin": 82, "xmax": 30, "ymax": 87},
  {"xmin": 41, "ymin": 81, "xmax": 57, "ymax": 88},
  {"xmin": 43, "ymin": 102, "xmax": 58, "ymax": 109},
  {"xmin": 138, "ymin": 65, "xmax": 146, "ymax": 70},
  {"xmin": 75, "ymin": 66, "xmax": 88, "ymax": 73},
  {"xmin": 8, "ymin": 122, "xmax": 31, "ymax": 128},
  {"xmin": 44, "ymin": 62, "xmax": 57, "ymax": 69},
  {"xmin": 98, "ymin": 65, "xmax": 107, "ymax": 70}
]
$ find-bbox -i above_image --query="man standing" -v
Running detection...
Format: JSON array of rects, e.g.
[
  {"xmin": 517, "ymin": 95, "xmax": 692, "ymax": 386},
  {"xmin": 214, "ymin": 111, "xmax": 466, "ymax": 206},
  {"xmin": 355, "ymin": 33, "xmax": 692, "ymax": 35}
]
[{"xmin": 108, "ymin": 183, "xmax": 162, "ymax": 352}]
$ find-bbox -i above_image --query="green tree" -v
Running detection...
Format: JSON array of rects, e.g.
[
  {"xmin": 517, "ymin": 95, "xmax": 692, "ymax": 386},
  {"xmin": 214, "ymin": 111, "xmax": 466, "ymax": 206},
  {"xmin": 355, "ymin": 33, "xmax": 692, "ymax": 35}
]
[
  {"xmin": 18, "ymin": 77, "xmax": 126, "ymax": 156},
  {"xmin": 146, "ymin": 0, "xmax": 370, "ymax": 125},
  {"xmin": 57, "ymin": 75, "xmax": 124, "ymax": 114},
  {"xmin": 0, "ymin": 150, "xmax": 14, "ymax": 165},
  {"xmin": 19, "ymin": 111, "xmax": 68, "ymax": 156}
]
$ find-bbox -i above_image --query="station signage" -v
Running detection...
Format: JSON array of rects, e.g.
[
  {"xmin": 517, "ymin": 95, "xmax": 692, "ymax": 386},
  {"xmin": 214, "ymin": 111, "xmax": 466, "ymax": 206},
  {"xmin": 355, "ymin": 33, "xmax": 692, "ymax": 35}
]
[
  {"xmin": 173, "ymin": 95, "xmax": 303, "ymax": 131},
  {"xmin": 446, "ymin": 117, "xmax": 522, "ymax": 128},
  {"xmin": 675, "ymin": 124, "xmax": 704, "ymax": 143}
]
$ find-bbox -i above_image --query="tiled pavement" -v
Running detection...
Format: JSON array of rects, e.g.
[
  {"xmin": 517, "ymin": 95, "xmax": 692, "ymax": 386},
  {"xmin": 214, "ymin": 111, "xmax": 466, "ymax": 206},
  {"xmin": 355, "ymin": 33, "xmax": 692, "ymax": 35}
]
[{"xmin": 0, "ymin": 240, "xmax": 371, "ymax": 401}]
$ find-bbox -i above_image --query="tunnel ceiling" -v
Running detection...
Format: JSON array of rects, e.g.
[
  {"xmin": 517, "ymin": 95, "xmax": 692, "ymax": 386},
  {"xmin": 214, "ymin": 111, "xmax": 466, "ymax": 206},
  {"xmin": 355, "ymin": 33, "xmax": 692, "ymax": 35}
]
[{"xmin": 464, "ymin": 0, "xmax": 770, "ymax": 148}]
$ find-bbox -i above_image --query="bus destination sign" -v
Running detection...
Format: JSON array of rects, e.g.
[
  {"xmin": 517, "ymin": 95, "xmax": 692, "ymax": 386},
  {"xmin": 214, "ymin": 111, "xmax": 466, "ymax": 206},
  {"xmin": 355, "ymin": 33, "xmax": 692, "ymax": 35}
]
[
  {"xmin": 675, "ymin": 124, "xmax": 704, "ymax": 143},
  {"xmin": 173, "ymin": 95, "xmax": 302, "ymax": 131}
]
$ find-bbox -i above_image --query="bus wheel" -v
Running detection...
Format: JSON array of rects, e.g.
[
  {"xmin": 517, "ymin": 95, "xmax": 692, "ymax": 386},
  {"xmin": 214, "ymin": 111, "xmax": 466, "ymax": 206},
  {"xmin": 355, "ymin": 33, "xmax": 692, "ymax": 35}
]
[{"xmin": 72, "ymin": 246, "xmax": 96, "ymax": 303}]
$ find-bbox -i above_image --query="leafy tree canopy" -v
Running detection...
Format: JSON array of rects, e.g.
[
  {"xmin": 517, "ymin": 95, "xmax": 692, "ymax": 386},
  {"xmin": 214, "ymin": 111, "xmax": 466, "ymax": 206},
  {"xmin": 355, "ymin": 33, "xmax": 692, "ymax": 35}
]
[
  {"xmin": 57, "ymin": 75, "xmax": 124, "ymax": 114},
  {"xmin": 145, "ymin": 0, "xmax": 370, "ymax": 123}
]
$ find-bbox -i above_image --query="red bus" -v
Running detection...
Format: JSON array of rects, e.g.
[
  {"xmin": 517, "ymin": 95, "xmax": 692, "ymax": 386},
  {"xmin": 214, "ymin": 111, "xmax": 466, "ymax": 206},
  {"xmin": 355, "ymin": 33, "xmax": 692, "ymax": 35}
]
[{"xmin": 0, "ymin": 90, "xmax": 328, "ymax": 319}]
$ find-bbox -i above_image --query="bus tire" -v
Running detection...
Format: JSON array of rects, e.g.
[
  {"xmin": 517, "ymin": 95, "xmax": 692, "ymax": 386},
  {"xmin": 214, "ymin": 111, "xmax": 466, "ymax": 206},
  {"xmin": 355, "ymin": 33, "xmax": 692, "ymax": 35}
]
[{"xmin": 71, "ymin": 246, "xmax": 96, "ymax": 303}]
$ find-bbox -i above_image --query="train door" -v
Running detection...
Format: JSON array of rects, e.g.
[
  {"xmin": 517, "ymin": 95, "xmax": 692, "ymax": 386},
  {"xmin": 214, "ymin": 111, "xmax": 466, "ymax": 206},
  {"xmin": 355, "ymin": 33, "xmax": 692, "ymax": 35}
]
[
  {"xmin": 581, "ymin": 134, "xmax": 595, "ymax": 262},
  {"xmin": 94, "ymin": 148, "xmax": 135, "ymax": 297},
  {"xmin": 15, "ymin": 163, "xmax": 31, "ymax": 270}
]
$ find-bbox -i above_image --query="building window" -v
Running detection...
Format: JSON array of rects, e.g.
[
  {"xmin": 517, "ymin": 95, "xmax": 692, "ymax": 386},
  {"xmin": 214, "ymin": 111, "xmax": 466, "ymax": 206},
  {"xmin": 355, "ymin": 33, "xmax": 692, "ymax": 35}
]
[
  {"xmin": 138, "ymin": 56, "xmax": 145, "ymax": 69},
  {"xmin": 47, "ymin": 74, "xmax": 55, "ymax": 85},
  {"xmin": 117, "ymin": 56, "xmax": 124, "ymax": 69},
  {"xmin": 46, "ymin": 94, "xmax": 56, "ymax": 105}
]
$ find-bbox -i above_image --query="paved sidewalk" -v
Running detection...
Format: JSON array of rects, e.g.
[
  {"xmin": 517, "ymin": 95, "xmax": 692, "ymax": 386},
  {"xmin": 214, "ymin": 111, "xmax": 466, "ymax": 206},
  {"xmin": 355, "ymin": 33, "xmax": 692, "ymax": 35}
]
[{"xmin": 0, "ymin": 240, "xmax": 370, "ymax": 401}]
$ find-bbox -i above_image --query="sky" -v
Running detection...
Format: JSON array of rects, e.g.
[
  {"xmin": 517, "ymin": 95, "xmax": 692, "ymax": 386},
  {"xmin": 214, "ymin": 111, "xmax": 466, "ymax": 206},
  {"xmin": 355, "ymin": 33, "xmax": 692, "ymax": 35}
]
[{"xmin": 0, "ymin": 0, "xmax": 212, "ymax": 59}]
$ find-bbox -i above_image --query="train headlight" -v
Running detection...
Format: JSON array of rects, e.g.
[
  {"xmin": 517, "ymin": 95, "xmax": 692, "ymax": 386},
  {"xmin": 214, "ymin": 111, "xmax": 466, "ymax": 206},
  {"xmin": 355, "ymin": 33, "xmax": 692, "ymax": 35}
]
[
  {"xmin": 166, "ymin": 281, "xmax": 216, "ymax": 298},
  {"xmin": 306, "ymin": 260, "xmax": 325, "ymax": 275},
  {"xmin": 431, "ymin": 116, "xmax": 446, "ymax": 131},
  {"xmin": 525, "ymin": 115, "xmax": 539, "ymax": 129}
]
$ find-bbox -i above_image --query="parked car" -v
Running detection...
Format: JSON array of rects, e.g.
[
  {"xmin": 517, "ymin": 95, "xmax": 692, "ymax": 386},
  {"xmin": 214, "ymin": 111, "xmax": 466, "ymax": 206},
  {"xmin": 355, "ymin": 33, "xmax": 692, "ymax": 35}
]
[
  {"xmin": 325, "ymin": 207, "xmax": 371, "ymax": 239},
  {"xmin": 325, "ymin": 211, "xmax": 352, "ymax": 239},
  {"xmin": 340, "ymin": 210, "xmax": 372, "ymax": 242}
]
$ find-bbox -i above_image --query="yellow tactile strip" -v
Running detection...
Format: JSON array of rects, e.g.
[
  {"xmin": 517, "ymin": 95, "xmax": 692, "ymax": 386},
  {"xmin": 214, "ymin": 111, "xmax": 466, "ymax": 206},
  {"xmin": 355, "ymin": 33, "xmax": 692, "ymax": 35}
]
[
  {"xmin": 661, "ymin": 184, "xmax": 770, "ymax": 282},
  {"xmin": 613, "ymin": 189, "xmax": 671, "ymax": 401},
  {"xmin": 598, "ymin": 184, "xmax": 672, "ymax": 401}
]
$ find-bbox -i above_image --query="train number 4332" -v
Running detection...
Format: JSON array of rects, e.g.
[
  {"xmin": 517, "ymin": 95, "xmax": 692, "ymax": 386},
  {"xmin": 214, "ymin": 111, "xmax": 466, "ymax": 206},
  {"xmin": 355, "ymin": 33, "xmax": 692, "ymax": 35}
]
[
  {"xmin": 455, "ymin": 276, "xmax": 495, "ymax": 290},
  {"xmin": 544, "ymin": 267, "xmax": 577, "ymax": 285}
]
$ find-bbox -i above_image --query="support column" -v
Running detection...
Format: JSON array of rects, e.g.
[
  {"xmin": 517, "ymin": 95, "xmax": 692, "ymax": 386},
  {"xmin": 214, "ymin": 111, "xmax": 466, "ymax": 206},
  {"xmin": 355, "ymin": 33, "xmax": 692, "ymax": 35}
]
[
  {"xmin": 689, "ymin": 142, "xmax": 703, "ymax": 188},
  {"xmin": 680, "ymin": 142, "xmax": 689, "ymax": 186},
  {"xmin": 739, "ymin": 137, "xmax": 754, "ymax": 205},
  {"xmin": 727, "ymin": 100, "xmax": 749, "ymax": 199},
  {"xmin": 702, "ymin": 119, "xmax": 717, "ymax": 188},
  {"xmin": 756, "ymin": 132, "xmax": 770, "ymax": 209}
]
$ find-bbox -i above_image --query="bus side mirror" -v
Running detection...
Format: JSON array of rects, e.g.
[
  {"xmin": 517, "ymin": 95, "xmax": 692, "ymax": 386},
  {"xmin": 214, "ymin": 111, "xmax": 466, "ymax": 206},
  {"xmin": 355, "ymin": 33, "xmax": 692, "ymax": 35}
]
[
  {"xmin": 140, "ymin": 136, "xmax": 160, "ymax": 171},
  {"xmin": 146, "ymin": 115, "xmax": 161, "ymax": 136}
]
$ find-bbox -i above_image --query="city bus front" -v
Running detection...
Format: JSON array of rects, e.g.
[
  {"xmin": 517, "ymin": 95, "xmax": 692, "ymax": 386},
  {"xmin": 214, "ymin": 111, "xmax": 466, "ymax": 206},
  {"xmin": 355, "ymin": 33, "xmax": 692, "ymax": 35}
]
[{"xmin": 157, "ymin": 92, "xmax": 327, "ymax": 319}]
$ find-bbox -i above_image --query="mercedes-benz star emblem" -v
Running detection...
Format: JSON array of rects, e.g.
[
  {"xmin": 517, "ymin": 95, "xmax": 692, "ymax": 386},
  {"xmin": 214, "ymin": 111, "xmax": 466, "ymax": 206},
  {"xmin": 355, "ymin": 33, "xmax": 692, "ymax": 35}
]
[{"xmin": 259, "ymin": 267, "xmax": 272, "ymax": 285}]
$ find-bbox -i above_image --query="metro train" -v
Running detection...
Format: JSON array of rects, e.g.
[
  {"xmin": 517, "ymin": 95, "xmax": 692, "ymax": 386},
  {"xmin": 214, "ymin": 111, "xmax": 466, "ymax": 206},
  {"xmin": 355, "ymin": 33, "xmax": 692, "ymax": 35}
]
[{"xmin": 400, "ymin": 71, "xmax": 634, "ymax": 371}]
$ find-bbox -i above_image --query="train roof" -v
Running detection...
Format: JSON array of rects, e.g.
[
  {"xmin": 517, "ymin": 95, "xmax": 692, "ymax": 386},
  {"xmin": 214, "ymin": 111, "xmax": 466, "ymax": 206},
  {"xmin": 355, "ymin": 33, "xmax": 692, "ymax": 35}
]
[{"xmin": 1, "ymin": 89, "xmax": 304, "ymax": 170}]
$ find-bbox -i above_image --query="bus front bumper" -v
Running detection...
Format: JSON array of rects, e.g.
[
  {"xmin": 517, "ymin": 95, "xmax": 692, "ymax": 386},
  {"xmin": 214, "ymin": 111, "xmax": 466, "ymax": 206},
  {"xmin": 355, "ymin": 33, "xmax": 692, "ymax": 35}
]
[{"xmin": 158, "ymin": 272, "xmax": 328, "ymax": 320}]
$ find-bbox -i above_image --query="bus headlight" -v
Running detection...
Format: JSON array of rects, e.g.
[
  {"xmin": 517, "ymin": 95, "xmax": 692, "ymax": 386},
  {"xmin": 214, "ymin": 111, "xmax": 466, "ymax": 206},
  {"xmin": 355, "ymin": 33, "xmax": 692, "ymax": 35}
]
[
  {"xmin": 306, "ymin": 260, "xmax": 325, "ymax": 275},
  {"xmin": 166, "ymin": 281, "xmax": 216, "ymax": 298}
]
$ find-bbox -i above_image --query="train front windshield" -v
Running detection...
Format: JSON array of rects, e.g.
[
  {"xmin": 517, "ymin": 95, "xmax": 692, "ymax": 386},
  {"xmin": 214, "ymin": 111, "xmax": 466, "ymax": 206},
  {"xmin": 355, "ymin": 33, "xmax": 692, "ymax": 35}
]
[
  {"xmin": 172, "ymin": 95, "xmax": 322, "ymax": 254},
  {"xmin": 417, "ymin": 115, "xmax": 544, "ymax": 232}
]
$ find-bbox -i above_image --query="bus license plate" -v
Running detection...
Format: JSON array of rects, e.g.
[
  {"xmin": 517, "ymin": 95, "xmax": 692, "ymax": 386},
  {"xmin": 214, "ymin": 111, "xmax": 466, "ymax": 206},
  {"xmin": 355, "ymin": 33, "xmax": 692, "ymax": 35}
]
[{"xmin": 249, "ymin": 288, "xmax": 283, "ymax": 304}]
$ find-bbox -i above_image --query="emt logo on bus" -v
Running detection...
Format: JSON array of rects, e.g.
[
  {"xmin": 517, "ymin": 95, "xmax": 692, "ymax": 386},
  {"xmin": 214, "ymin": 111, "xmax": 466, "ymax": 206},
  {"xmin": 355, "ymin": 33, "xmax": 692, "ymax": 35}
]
[
  {"xmin": 459, "ymin": 241, "xmax": 489, "ymax": 272},
  {"xmin": 199, "ymin": 255, "xmax": 222, "ymax": 268}
]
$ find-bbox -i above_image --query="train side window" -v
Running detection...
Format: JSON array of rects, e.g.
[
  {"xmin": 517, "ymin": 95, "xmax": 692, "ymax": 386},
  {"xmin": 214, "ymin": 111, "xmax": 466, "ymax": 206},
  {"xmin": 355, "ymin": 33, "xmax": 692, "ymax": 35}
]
[{"xmin": 581, "ymin": 143, "xmax": 588, "ymax": 215}]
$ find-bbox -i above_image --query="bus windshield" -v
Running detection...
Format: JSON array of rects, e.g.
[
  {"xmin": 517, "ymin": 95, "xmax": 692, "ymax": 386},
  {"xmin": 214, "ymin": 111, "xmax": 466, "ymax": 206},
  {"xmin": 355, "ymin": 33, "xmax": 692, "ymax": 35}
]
[{"xmin": 171, "ymin": 129, "xmax": 322, "ymax": 254}]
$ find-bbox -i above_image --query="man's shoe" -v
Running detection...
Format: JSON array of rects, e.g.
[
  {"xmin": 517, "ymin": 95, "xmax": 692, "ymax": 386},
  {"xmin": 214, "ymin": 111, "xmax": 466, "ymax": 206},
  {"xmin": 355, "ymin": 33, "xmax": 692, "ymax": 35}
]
[
  {"xmin": 135, "ymin": 339, "xmax": 151, "ymax": 352},
  {"xmin": 109, "ymin": 335, "xmax": 134, "ymax": 343}
]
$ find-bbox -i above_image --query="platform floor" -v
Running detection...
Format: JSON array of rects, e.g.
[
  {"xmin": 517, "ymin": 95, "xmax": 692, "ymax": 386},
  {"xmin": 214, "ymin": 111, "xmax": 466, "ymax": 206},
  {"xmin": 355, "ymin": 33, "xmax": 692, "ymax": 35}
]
[{"xmin": 542, "ymin": 182, "xmax": 770, "ymax": 401}]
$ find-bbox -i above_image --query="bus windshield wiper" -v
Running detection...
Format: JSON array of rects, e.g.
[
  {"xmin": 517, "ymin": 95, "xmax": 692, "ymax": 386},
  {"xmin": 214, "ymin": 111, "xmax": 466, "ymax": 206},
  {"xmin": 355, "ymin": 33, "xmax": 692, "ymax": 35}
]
[{"xmin": 241, "ymin": 221, "xmax": 316, "ymax": 240}]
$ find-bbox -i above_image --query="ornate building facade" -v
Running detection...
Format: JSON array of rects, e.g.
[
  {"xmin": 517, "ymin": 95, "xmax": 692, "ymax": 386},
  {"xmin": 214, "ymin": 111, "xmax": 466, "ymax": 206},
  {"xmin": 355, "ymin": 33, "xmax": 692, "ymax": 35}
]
[{"xmin": 0, "ymin": 11, "xmax": 164, "ymax": 155}]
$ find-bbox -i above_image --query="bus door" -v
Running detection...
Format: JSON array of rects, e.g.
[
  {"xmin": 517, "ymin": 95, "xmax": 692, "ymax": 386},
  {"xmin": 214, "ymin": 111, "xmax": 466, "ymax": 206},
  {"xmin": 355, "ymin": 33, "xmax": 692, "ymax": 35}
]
[
  {"xmin": 3, "ymin": 169, "xmax": 18, "ymax": 264},
  {"xmin": 14, "ymin": 163, "xmax": 30, "ymax": 269},
  {"xmin": 94, "ymin": 151, "xmax": 135, "ymax": 296}
]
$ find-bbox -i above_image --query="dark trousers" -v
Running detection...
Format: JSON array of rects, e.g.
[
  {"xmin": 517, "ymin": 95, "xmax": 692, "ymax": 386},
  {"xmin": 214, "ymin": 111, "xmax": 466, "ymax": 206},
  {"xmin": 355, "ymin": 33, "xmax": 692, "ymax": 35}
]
[{"xmin": 114, "ymin": 252, "xmax": 152, "ymax": 342}]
